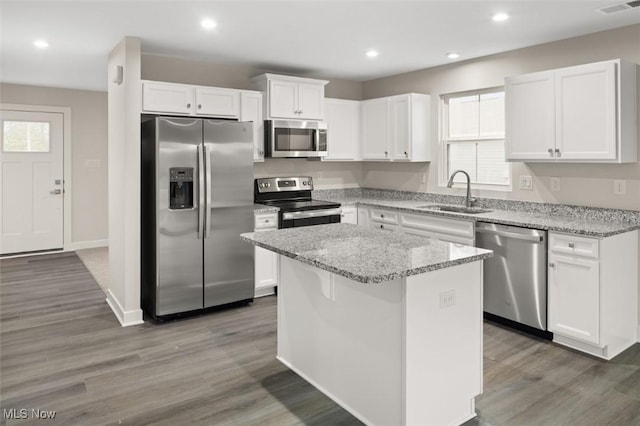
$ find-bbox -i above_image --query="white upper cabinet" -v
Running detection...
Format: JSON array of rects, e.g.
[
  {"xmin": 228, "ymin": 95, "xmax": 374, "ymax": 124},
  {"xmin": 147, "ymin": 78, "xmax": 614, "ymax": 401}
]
[
  {"xmin": 505, "ymin": 71, "xmax": 555, "ymax": 160},
  {"xmin": 362, "ymin": 93, "xmax": 431, "ymax": 162},
  {"xmin": 239, "ymin": 90, "xmax": 264, "ymax": 162},
  {"xmin": 323, "ymin": 98, "xmax": 361, "ymax": 161},
  {"xmin": 142, "ymin": 81, "xmax": 240, "ymax": 118},
  {"xmin": 195, "ymin": 87, "xmax": 240, "ymax": 117},
  {"xmin": 250, "ymin": 73, "xmax": 328, "ymax": 120},
  {"xmin": 505, "ymin": 59, "xmax": 637, "ymax": 163},
  {"xmin": 142, "ymin": 81, "xmax": 194, "ymax": 115},
  {"xmin": 362, "ymin": 97, "xmax": 391, "ymax": 160}
]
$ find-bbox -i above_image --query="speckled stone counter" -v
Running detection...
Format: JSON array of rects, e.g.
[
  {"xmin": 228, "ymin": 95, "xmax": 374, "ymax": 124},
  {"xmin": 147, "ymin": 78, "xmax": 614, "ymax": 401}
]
[
  {"xmin": 314, "ymin": 189, "xmax": 640, "ymax": 237},
  {"xmin": 241, "ymin": 223, "xmax": 492, "ymax": 283}
]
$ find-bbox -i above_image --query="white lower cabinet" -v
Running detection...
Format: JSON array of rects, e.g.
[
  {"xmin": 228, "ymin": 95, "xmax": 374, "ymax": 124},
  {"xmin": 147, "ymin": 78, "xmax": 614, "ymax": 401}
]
[
  {"xmin": 254, "ymin": 213, "xmax": 278, "ymax": 297},
  {"xmin": 548, "ymin": 230, "xmax": 638, "ymax": 360},
  {"xmin": 357, "ymin": 206, "xmax": 370, "ymax": 227},
  {"xmin": 340, "ymin": 206, "xmax": 357, "ymax": 224}
]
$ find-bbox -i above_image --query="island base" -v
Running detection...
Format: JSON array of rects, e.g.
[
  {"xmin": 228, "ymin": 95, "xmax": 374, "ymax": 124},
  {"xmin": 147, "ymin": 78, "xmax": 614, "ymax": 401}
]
[{"xmin": 277, "ymin": 256, "xmax": 483, "ymax": 426}]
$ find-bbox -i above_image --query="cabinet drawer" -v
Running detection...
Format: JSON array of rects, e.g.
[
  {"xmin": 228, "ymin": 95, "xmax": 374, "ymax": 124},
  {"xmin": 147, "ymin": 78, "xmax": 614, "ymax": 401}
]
[
  {"xmin": 370, "ymin": 209, "xmax": 398, "ymax": 225},
  {"xmin": 372, "ymin": 223, "xmax": 398, "ymax": 232},
  {"xmin": 549, "ymin": 232, "xmax": 599, "ymax": 259},
  {"xmin": 254, "ymin": 213, "xmax": 278, "ymax": 231}
]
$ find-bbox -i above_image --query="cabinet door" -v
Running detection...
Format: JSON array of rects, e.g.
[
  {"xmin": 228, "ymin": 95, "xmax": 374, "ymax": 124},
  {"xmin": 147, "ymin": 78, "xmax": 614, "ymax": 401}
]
[
  {"xmin": 555, "ymin": 61, "xmax": 616, "ymax": 160},
  {"xmin": 195, "ymin": 87, "xmax": 240, "ymax": 118},
  {"xmin": 142, "ymin": 82, "xmax": 194, "ymax": 114},
  {"xmin": 324, "ymin": 98, "xmax": 360, "ymax": 161},
  {"xmin": 340, "ymin": 207, "xmax": 358, "ymax": 224},
  {"xmin": 548, "ymin": 254, "xmax": 600, "ymax": 345},
  {"xmin": 297, "ymin": 82, "xmax": 325, "ymax": 120},
  {"xmin": 362, "ymin": 98, "xmax": 391, "ymax": 160},
  {"xmin": 357, "ymin": 207, "xmax": 370, "ymax": 227},
  {"xmin": 505, "ymin": 71, "xmax": 555, "ymax": 160},
  {"xmin": 240, "ymin": 91, "xmax": 264, "ymax": 161},
  {"xmin": 269, "ymin": 80, "xmax": 298, "ymax": 119},
  {"xmin": 391, "ymin": 95, "xmax": 411, "ymax": 160}
]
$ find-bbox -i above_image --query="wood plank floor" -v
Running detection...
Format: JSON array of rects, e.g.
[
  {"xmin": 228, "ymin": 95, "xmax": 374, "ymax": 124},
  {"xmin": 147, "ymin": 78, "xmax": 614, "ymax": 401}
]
[{"xmin": 1, "ymin": 252, "xmax": 639, "ymax": 425}]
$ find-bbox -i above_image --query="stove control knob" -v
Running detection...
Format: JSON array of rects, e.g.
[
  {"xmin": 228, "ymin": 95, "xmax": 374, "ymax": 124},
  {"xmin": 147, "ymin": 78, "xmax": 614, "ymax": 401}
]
[
  {"xmin": 302, "ymin": 181, "xmax": 307, "ymax": 186},
  {"xmin": 266, "ymin": 183, "xmax": 271, "ymax": 187}
]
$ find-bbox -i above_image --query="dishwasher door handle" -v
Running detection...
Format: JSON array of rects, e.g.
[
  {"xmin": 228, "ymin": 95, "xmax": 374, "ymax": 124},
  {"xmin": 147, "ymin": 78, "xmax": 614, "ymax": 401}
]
[{"xmin": 476, "ymin": 227, "xmax": 544, "ymax": 242}]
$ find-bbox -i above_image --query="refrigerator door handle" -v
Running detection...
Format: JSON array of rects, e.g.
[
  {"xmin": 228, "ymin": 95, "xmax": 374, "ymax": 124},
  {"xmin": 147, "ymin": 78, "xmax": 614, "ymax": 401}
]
[
  {"xmin": 197, "ymin": 144, "xmax": 205, "ymax": 239},
  {"xmin": 205, "ymin": 144, "xmax": 213, "ymax": 238}
]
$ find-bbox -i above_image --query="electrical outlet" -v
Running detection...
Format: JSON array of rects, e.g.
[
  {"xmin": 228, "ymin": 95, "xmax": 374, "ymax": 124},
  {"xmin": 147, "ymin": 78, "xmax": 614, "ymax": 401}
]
[
  {"xmin": 84, "ymin": 159, "xmax": 101, "ymax": 168},
  {"xmin": 439, "ymin": 290, "xmax": 456, "ymax": 309},
  {"xmin": 614, "ymin": 179, "xmax": 626, "ymax": 195},
  {"xmin": 519, "ymin": 175, "xmax": 533, "ymax": 190},
  {"xmin": 550, "ymin": 177, "xmax": 561, "ymax": 192}
]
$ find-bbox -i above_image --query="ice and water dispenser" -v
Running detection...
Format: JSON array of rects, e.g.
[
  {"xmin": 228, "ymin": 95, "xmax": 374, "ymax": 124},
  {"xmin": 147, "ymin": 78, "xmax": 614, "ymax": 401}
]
[{"xmin": 169, "ymin": 167, "xmax": 194, "ymax": 210}]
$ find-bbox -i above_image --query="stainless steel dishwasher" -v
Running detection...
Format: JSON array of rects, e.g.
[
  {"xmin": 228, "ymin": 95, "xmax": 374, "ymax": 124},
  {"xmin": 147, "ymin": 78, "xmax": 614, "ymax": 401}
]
[{"xmin": 476, "ymin": 222, "xmax": 550, "ymax": 337}]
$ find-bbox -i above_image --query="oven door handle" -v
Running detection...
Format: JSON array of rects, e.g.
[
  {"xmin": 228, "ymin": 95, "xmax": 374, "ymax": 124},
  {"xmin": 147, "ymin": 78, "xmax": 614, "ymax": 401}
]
[{"xmin": 282, "ymin": 208, "xmax": 342, "ymax": 220}]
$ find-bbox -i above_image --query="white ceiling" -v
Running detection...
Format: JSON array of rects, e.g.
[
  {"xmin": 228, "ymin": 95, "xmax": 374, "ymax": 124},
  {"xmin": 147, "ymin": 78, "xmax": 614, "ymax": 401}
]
[{"xmin": 1, "ymin": 1, "xmax": 639, "ymax": 92}]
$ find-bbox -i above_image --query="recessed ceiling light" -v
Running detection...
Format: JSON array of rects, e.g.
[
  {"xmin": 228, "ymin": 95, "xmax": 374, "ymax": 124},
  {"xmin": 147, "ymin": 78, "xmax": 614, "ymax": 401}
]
[
  {"xmin": 492, "ymin": 12, "xmax": 509, "ymax": 22},
  {"xmin": 446, "ymin": 52, "xmax": 460, "ymax": 59},
  {"xmin": 201, "ymin": 18, "xmax": 217, "ymax": 30},
  {"xmin": 366, "ymin": 50, "xmax": 379, "ymax": 58},
  {"xmin": 33, "ymin": 39, "xmax": 49, "ymax": 49}
]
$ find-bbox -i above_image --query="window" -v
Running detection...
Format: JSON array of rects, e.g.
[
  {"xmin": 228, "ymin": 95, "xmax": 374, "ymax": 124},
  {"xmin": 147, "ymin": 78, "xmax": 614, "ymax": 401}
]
[
  {"xmin": 441, "ymin": 89, "xmax": 509, "ymax": 187},
  {"xmin": 3, "ymin": 120, "xmax": 51, "ymax": 152}
]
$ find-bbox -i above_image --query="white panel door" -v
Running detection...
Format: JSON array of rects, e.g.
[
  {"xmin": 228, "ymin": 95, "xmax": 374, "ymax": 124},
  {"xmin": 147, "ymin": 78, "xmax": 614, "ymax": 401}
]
[
  {"xmin": 548, "ymin": 254, "xmax": 600, "ymax": 345},
  {"xmin": 361, "ymin": 98, "xmax": 391, "ymax": 160},
  {"xmin": 269, "ymin": 80, "xmax": 298, "ymax": 118},
  {"xmin": 505, "ymin": 71, "xmax": 555, "ymax": 160},
  {"xmin": 240, "ymin": 91, "xmax": 264, "ymax": 161},
  {"xmin": 391, "ymin": 95, "xmax": 411, "ymax": 160},
  {"xmin": 195, "ymin": 87, "xmax": 240, "ymax": 118},
  {"xmin": 555, "ymin": 61, "xmax": 617, "ymax": 160},
  {"xmin": 142, "ymin": 82, "xmax": 194, "ymax": 114},
  {"xmin": 1, "ymin": 110, "xmax": 64, "ymax": 254},
  {"xmin": 297, "ymin": 82, "xmax": 324, "ymax": 120},
  {"xmin": 324, "ymin": 98, "xmax": 360, "ymax": 161}
]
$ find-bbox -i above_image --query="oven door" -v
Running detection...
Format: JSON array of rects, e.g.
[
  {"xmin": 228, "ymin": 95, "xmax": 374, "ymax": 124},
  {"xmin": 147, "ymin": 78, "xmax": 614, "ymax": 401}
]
[
  {"xmin": 280, "ymin": 208, "xmax": 342, "ymax": 228},
  {"xmin": 266, "ymin": 120, "xmax": 327, "ymax": 158}
]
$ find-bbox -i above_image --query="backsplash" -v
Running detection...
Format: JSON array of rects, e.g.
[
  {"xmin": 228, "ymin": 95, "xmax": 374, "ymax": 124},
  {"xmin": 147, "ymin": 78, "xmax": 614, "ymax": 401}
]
[{"xmin": 313, "ymin": 187, "xmax": 640, "ymax": 224}]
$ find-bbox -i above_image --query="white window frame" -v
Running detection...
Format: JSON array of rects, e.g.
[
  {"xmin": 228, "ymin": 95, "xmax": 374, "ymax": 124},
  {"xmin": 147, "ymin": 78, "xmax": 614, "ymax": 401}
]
[{"xmin": 439, "ymin": 87, "xmax": 512, "ymax": 192}]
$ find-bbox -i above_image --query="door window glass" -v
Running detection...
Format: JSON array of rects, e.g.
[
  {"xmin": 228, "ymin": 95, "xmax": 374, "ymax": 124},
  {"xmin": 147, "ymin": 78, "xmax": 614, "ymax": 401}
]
[{"xmin": 2, "ymin": 121, "xmax": 50, "ymax": 152}]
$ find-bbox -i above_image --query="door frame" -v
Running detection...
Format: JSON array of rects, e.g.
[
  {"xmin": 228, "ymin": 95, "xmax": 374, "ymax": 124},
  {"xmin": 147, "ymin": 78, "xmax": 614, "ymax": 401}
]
[{"xmin": 1, "ymin": 103, "xmax": 72, "ymax": 253}]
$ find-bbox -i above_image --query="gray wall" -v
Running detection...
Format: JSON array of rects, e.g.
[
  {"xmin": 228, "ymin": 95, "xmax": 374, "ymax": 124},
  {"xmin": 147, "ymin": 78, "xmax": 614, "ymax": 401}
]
[
  {"xmin": 0, "ymin": 83, "xmax": 108, "ymax": 244},
  {"xmin": 361, "ymin": 24, "xmax": 640, "ymax": 211}
]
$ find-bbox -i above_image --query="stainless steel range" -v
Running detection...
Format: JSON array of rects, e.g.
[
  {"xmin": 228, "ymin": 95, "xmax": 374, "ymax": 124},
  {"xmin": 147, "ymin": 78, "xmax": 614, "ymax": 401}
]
[{"xmin": 254, "ymin": 177, "xmax": 341, "ymax": 228}]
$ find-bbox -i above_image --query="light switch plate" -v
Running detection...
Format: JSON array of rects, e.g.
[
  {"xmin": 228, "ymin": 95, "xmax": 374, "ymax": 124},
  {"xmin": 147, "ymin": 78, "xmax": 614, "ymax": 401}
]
[
  {"xmin": 550, "ymin": 177, "xmax": 561, "ymax": 192},
  {"xmin": 519, "ymin": 175, "xmax": 533, "ymax": 190}
]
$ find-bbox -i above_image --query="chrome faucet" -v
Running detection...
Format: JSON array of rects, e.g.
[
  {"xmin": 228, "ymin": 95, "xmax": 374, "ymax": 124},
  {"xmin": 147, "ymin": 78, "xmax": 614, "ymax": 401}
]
[{"xmin": 447, "ymin": 170, "xmax": 475, "ymax": 207}]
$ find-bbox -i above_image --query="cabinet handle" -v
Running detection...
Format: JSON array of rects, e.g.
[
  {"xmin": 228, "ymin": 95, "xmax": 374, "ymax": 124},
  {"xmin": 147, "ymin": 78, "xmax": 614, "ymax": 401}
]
[
  {"xmin": 555, "ymin": 148, "xmax": 561, "ymax": 157},
  {"xmin": 187, "ymin": 103, "xmax": 191, "ymax": 108},
  {"xmin": 299, "ymin": 109, "xmax": 303, "ymax": 114},
  {"xmin": 568, "ymin": 242, "xmax": 575, "ymax": 248},
  {"xmin": 380, "ymin": 224, "xmax": 384, "ymax": 229},
  {"xmin": 384, "ymin": 151, "xmax": 388, "ymax": 156},
  {"xmin": 548, "ymin": 148, "xmax": 554, "ymax": 157},
  {"xmin": 198, "ymin": 104, "xmax": 202, "ymax": 109},
  {"xmin": 380, "ymin": 214, "xmax": 384, "ymax": 218},
  {"xmin": 404, "ymin": 151, "xmax": 408, "ymax": 157},
  {"xmin": 549, "ymin": 262, "xmax": 555, "ymax": 268}
]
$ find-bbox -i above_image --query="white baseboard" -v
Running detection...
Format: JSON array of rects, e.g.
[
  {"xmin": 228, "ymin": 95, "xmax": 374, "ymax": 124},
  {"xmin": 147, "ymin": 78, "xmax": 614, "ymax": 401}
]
[
  {"xmin": 72, "ymin": 239, "xmax": 108, "ymax": 250},
  {"xmin": 106, "ymin": 289, "xmax": 144, "ymax": 327}
]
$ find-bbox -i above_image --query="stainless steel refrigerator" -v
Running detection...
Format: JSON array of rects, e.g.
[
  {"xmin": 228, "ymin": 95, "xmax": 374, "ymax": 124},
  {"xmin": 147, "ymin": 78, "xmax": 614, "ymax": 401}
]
[{"xmin": 141, "ymin": 116, "xmax": 254, "ymax": 321}]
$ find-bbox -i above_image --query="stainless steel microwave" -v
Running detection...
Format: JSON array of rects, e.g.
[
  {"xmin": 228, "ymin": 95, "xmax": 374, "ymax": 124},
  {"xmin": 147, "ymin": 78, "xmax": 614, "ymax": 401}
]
[{"xmin": 265, "ymin": 120, "xmax": 327, "ymax": 158}]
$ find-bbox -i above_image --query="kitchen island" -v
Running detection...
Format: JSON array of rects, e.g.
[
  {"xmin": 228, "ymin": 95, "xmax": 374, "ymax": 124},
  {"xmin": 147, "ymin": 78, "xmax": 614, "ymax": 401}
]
[{"xmin": 241, "ymin": 223, "xmax": 492, "ymax": 426}]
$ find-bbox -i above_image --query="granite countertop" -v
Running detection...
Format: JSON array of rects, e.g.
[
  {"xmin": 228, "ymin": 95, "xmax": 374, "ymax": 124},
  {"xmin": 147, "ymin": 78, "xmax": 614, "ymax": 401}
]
[
  {"xmin": 323, "ymin": 196, "xmax": 640, "ymax": 238},
  {"xmin": 241, "ymin": 223, "xmax": 492, "ymax": 284}
]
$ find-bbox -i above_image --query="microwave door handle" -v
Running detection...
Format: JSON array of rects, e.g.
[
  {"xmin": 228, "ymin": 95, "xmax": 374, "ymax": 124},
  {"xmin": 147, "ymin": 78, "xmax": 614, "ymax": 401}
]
[
  {"xmin": 313, "ymin": 128, "xmax": 319, "ymax": 152},
  {"xmin": 204, "ymin": 144, "xmax": 212, "ymax": 238},
  {"xmin": 197, "ymin": 145, "xmax": 205, "ymax": 239}
]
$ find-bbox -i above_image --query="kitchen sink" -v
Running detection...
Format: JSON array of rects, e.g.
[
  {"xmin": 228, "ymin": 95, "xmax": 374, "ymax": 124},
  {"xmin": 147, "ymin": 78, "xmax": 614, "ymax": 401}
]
[{"xmin": 416, "ymin": 204, "xmax": 492, "ymax": 214}]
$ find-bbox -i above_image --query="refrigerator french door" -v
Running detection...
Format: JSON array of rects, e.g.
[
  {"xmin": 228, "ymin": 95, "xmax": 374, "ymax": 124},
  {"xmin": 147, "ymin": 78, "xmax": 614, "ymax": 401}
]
[{"xmin": 141, "ymin": 116, "xmax": 254, "ymax": 320}]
